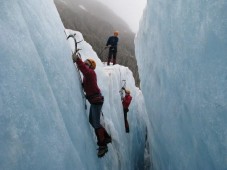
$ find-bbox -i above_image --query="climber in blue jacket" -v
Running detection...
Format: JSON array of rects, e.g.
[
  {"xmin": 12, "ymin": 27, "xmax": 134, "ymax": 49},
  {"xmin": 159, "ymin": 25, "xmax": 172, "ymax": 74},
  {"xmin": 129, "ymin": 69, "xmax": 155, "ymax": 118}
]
[{"xmin": 105, "ymin": 31, "xmax": 119, "ymax": 65}]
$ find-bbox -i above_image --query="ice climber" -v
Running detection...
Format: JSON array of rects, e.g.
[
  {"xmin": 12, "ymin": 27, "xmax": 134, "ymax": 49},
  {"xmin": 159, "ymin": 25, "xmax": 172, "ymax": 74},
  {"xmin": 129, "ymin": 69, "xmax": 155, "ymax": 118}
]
[
  {"xmin": 121, "ymin": 87, "xmax": 132, "ymax": 133},
  {"xmin": 105, "ymin": 31, "xmax": 119, "ymax": 65},
  {"xmin": 72, "ymin": 53, "xmax": 111, "ymax": 158}
]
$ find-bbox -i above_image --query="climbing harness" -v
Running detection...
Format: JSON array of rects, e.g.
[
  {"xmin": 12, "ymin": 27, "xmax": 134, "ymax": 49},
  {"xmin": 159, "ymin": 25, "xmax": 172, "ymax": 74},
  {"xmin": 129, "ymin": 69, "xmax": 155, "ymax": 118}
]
[{"xmin": 65, "ymin": 31, "xmax": 87, "ymax": 110}]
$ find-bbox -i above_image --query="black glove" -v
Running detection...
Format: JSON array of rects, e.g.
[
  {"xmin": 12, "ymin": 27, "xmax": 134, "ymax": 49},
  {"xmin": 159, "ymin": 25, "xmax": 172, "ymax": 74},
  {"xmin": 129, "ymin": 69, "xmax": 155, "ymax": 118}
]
[{"xmin": 122, "ymin": 87, "xmax": 125, "ymax": 90}]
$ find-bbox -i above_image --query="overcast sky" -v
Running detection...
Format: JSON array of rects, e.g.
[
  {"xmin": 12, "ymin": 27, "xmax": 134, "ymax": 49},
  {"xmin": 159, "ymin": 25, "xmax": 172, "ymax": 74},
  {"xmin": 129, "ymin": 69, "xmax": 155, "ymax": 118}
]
[{"xmin": 96, "ymin": 0, "xmax": 147, "ymax": 33}]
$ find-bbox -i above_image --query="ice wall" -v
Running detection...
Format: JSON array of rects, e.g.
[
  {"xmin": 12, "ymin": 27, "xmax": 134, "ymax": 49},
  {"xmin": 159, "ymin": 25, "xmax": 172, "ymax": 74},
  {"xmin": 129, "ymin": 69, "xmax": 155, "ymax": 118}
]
[
  {"xmin": 0, "ymin": 1, "xmax": 149, "ymax": 170},
  {"xmin": 135, "ymin": 0, "xmax": 227, "ymax": 170},
  {"xmin": 0, "ymin": 1, "xmax": 90, "ymax": 169}
]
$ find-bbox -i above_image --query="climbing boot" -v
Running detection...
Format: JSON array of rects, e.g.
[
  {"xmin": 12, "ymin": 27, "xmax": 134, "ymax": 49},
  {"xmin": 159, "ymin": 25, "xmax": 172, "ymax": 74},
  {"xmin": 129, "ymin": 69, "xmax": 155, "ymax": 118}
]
[{"xmin": 97, "ymin": 146, "xmax": 108, "ymax": 158}]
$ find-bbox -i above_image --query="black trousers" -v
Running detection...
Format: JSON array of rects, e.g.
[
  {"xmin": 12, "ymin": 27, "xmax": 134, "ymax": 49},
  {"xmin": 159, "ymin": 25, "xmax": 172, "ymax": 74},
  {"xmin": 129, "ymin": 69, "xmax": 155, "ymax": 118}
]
[
  {"xmin": 108, "ymin": 48, "xmax": 117, "ymax": 65},
  {"xmin": 108, "ymin": 49, "xmax": 117, "ymax": 59},
  {"xmin": 123, "ymin": 108, "xmax": 129, "ymax": 133}
]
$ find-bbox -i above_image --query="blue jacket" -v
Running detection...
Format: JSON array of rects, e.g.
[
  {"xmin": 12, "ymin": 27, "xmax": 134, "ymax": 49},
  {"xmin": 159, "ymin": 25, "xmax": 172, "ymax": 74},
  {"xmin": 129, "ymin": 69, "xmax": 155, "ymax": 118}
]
[{"xmin": 106, "ymin": 36, "xmax": 119, "ymax": 51}]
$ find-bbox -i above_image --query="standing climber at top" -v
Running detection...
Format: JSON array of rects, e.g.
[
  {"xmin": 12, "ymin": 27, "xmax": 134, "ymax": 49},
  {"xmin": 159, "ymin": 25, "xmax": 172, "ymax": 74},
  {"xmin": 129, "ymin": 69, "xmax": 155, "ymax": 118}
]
[
  {"xmin": 105, "ymin": 31, "xmax": 119, "ymax": 65},
  {"xmin": 72, "ymin": 53, "xmax": 111, "ymax": 158}
]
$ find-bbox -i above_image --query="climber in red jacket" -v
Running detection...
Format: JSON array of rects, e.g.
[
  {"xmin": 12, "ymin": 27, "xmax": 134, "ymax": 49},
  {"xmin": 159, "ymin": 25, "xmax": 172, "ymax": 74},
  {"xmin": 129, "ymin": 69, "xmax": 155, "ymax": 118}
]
[
  {"xmin": 121, "ymin": 87, "xmax": 132, "ymax": 133},
  {"xmin": 72, "ymin": 53, "xmax": 111, "ymax": 158}
]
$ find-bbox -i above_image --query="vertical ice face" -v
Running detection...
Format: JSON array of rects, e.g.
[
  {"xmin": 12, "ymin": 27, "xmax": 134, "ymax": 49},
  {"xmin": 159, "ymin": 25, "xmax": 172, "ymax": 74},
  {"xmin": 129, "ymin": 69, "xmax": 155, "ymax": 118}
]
[
  {"xmin": 0, "ymin": 1, "xmax": 88, "ymax": 170},
  {"xmin": 135, "ymin": 0, "xmax": 227, "ymax": 170}
]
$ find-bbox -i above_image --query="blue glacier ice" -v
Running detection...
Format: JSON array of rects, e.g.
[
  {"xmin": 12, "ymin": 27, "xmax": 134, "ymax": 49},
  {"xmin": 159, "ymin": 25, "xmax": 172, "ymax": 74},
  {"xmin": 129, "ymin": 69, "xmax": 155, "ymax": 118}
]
[
  {"xmin": 136, "ymin": 0, "xmax": 227, "ymax": 170},
  {"xmin": 0, "ymin": 1, "xmax": 150, "ymax": 170}
]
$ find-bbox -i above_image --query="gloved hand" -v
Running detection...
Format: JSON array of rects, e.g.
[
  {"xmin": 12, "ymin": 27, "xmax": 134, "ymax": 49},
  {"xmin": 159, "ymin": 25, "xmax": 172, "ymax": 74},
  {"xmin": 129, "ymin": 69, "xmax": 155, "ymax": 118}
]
[
  {"xmin": 121, "ymin": 87, "xmax": 125, "ymax": 90},
  {"xmin": 72, "ymin": 52, "xmax": 79, "ymax": 63}
]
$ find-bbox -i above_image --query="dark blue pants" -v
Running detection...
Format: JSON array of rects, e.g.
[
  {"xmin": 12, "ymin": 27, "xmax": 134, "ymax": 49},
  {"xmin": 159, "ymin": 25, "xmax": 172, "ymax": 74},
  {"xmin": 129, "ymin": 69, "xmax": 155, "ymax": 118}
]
[{"xmin": 89, "ymin": 103, "xmax": 103, "ymax": 129}]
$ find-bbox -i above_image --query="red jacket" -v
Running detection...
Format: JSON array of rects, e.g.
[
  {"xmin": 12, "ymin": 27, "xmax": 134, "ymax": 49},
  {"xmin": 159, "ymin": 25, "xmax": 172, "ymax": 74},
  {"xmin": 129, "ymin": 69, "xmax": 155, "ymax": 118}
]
[
  {"xmin": 122, "ymin": 94, "xmax": 132, "ymax": 109},
  {"xmin": 75, "ymin": 58, "xmax": 101, "ymax": 96}
]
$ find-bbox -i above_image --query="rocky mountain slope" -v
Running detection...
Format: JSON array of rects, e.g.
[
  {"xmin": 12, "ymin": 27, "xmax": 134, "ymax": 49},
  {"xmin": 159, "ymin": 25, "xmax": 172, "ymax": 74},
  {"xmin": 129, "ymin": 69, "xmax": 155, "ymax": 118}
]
[{"xmin": 54, "ymin": 0, "xmax": 140, "ymax": 86}]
